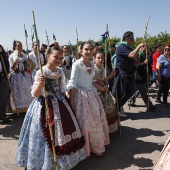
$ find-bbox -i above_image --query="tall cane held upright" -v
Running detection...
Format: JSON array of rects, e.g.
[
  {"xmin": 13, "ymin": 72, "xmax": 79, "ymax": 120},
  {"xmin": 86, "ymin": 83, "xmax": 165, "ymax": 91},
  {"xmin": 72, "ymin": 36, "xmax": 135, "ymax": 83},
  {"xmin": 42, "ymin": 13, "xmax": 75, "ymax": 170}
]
[
  {"xmin": 32, "ymin": 11, "xmax": 58, "ymax": 170},
  {"xmin": 24, "ymin": 24, "xmax": 33, "ymax": 84},
  {"xmin": 104, "ymin": 24, "xmax": 108, "ymax": 112},
  {"xmin": 106, "ymin": 24, "xmax": 121, "ymax": 135},
  {"xmin": 143, "ymin": 16, "xmax": 150, "ymax": 109},
  {"xmin": 76, "ymin": 27, "xmax": 80, "ymax": 59}
]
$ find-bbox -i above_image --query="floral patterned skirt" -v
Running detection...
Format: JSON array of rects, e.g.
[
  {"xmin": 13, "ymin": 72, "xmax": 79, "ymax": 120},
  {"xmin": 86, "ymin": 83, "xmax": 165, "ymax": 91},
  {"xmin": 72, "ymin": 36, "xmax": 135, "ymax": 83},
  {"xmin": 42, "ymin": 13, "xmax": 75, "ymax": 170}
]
[
  {"xmin": 74, "ymin": 86, "xmax": 110, "ymax": 156},
  {"xmin": 9, "ymin": 72, "xmax": 33, "ymax": 113},
  {"xmin": 154, "ymin": 137, "xmax": 170, "ymax": 170},
  {"xmin": 16, "ymin": 96, "xmax": 86, "ymax": 170},
  {"xmin": 97, "ymin": 90, "xmax": 120, "ymax": 134}
]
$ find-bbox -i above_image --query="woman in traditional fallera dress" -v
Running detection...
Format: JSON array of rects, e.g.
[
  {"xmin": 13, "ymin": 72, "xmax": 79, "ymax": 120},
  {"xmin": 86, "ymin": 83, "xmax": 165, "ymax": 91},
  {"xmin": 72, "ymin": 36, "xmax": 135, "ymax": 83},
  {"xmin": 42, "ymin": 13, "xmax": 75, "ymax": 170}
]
[
  {"xmin": 8, "ymin": 41, "xmax": 33, "ymax": 113},
  {"xmin": 16, "ymin": 46, "xmax": 86, "ymax": 170},
  {"xmin": 154, "ymin": 137, "xmax": 170, "ymax": 170},
  {"xmin": 93, "ymin": 52, "xmax": 119, "ymax": 134},
  {"xmin": 67, "ymin": 42, "xmax": 110, "ymax": 156}
]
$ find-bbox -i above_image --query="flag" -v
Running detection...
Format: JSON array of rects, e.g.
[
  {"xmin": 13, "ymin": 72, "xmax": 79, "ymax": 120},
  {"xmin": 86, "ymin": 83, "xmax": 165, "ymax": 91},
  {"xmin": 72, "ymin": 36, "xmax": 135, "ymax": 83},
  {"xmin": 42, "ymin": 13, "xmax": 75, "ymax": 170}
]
[
  {"xmin": 25, "ymin": 29, "xmax": 28, "ymax": 38},
  {"xmin": 31, "ymin": 25, "xmax": 35, "ymax": 42},
  {"xmin": 100, "ymin": 31, "xmax": 109, "ymax": 46},
  {"xmin": 53, "ymin": 34, "xmax": 56, "ymax": 41}
]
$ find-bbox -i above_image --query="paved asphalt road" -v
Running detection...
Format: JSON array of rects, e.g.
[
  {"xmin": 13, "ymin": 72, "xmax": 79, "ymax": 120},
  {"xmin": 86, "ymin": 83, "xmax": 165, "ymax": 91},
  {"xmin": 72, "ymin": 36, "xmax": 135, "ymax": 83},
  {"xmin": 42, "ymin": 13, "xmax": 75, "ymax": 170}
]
[{"xmin": 0, "ymin": 88, "xmax": 170, "ymax": 170}]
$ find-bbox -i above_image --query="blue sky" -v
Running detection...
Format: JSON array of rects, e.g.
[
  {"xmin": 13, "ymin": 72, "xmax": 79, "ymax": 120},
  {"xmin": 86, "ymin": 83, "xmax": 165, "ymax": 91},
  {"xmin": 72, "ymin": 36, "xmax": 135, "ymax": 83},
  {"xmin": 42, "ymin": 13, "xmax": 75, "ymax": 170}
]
[{"xmin": 1, "ymin": 0, "xmax": 170, "ymax": 50}]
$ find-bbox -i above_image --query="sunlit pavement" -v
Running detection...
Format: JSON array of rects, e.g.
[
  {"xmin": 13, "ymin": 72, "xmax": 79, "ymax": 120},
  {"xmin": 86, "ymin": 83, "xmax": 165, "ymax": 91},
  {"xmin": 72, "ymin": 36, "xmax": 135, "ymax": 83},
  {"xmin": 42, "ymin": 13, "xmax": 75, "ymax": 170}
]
[{"xmin": 0, "ymin": 88, "xmax": 169, "ymax": 170}]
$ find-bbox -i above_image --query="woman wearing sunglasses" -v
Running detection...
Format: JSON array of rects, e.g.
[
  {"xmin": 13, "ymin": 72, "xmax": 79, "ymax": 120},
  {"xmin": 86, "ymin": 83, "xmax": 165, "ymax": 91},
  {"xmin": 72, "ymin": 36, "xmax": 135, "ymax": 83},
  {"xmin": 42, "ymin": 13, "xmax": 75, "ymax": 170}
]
[{"xmin": 156, "ymin": 44, "xmax": 170, "ymax": 107}]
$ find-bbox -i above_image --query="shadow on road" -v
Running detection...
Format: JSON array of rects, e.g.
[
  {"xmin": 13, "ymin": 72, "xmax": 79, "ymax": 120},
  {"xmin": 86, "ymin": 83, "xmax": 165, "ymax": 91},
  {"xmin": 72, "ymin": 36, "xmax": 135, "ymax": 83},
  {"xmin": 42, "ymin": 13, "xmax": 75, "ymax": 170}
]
[
  {"xmin": 122, "ymin": 104, "xmax": 170, "ymax": 121},
  {"xmin": 72, "ymin": 127, "xmax": 164, "ymax": 170},
  {"xmin": 0, "ymin": 113, "xmax": 26, "ymax": 140}
]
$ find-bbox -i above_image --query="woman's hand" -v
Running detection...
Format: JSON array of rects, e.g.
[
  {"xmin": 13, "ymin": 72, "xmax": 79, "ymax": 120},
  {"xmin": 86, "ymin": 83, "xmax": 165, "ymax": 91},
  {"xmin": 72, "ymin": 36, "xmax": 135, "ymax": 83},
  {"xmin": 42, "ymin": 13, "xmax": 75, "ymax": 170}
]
[
  {"xmin": 14, "ymin": 61, "xmax": 19, "ymax": 65},
  {"xmin": 38, "ymin": 74, "xmax": 45, "ymax": 85},
  {"xmin": 32, "ymin": 74, "xmax": 45, "ymax": 97},
  {"xmin": 144, "ymin": 59, "xmax": 148, "ymax": 64},
  {"xmin": 101, "ymin": 86, "xmax": 108, "ymax": 92}
]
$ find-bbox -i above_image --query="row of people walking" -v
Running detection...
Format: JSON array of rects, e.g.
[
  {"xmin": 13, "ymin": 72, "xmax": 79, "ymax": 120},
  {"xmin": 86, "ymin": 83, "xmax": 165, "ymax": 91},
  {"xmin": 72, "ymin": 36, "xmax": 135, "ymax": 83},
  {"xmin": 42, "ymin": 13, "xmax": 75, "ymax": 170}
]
[{"xmin": 0, "ymin": 30, "xmax": 170, "ymax": 169}]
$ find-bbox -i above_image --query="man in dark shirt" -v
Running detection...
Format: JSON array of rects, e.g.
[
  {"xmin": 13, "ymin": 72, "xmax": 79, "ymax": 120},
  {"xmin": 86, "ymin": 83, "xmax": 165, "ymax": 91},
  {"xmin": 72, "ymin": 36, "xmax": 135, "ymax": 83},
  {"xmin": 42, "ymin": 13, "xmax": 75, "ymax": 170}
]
[
  {"xmin": 113, "ymin": 31, "xmax": 145, "ymax": 116},
  {"xmin": 40, "ymin": 44, "xmax": 47, "ymax": 65},
  {"xmin": 128, "ymin": 45, "xmax": 156, "ymax": 111}
]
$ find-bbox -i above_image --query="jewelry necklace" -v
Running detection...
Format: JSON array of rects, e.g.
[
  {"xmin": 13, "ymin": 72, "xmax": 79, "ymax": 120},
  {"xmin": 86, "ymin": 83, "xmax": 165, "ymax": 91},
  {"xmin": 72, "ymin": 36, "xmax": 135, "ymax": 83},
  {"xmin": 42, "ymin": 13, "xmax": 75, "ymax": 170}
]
[{"xmin": 47, "ymin": 66, "xmax": 56, "ymax": 72}]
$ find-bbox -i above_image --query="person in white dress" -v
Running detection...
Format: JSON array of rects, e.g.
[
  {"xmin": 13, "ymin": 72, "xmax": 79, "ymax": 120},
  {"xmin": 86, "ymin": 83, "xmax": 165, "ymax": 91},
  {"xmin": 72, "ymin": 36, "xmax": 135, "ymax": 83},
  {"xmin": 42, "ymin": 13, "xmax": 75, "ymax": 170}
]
[{"xmin": 8, "ymin": 41, "xmax": 33, "ymax": 113}]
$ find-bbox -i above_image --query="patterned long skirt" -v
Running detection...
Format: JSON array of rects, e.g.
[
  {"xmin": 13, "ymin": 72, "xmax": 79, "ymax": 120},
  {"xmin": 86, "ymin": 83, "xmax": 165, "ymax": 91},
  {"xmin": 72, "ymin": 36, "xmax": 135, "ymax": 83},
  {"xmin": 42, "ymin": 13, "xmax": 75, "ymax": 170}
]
[
  {"xmin": 74, "ymin": 86, "xmax": 110, "ymax": 156},
  {"xmin": 10, "ymin": 72, "xmax": 33, "ymax": 113},
  {"xmin": 97, "ymin": 90, "xmax": 120, "ymax": 134},
  {"xmin": 16, "ymin": 96, "xmax": 86, "ymax": 170}
]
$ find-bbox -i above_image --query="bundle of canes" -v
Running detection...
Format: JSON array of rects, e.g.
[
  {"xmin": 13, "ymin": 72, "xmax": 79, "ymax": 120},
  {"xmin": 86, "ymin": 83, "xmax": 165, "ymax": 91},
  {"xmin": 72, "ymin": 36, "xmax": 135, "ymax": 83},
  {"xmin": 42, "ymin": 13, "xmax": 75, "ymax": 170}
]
[
  {"xmin": 0, "ymin": 55, "xmax": 19, "ymax": 115},
  {"xmin": 106, "ymin": 25, "xmax": 121, "ymax": 135},
  {"xmin": 32, "ymin": 11, "xmax": 58, "ymax": 170},
  {"xmin": 143, "ymin": 16, "xmax": 150, "ymax": 109}
]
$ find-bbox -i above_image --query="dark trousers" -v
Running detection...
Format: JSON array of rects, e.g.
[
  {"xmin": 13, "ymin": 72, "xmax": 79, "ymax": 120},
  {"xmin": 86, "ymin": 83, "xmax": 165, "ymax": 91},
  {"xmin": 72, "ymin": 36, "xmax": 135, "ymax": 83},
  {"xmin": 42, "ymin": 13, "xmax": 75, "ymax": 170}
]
[
  {"xmin": 120, "ymin": 75, "xmax": 136, "ymax": 107},
  {"xmin": 113, "ymin": 73, "xmax": 136, "ymax": 111},
  {"xmin": 157, "ymin": 76, "xmax": 170, "ymax": 103},
  {"xmin": 151, "ymin": 71, "xmax": 157, "ymax": 84},
  {"xmin": 130, "ymin": 83, "xmax": 153, "ymax": 109},
  {"xmin": 0, "ymin": 76, "xmax": 9, "ymax": 119}
]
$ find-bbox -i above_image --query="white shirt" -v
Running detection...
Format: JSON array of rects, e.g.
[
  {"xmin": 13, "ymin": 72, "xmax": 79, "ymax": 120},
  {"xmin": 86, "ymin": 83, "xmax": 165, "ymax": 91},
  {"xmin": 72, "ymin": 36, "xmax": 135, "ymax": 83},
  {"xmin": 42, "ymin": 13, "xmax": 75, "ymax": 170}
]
[{"xmin": 28, "ymin": 51, "xmax": 44, "ymax": 70}]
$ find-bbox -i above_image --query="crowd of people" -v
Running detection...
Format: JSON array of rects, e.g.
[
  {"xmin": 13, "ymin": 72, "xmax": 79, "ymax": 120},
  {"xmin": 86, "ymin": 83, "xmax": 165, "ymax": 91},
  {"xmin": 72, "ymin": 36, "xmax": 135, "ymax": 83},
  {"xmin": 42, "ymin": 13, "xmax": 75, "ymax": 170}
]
[{"xmin": 0, "ymin": 30, "xmax": 170, "ymax": 169}]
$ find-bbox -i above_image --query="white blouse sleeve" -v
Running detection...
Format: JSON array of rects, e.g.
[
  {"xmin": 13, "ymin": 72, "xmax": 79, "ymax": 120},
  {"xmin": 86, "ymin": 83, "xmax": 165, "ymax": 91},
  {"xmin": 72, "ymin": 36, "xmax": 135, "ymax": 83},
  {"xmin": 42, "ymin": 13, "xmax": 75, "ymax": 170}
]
[
  {"xmin": 31, "ymin": 70, "xmax": 43, "ymax": 97},
  {"xmin": 8, "ymin": 54, "xmax": 14, "ymax": 71},
  {"xmin": 59, "ymin": 69, "xmax": 66, "ymax": 93},
  {"xmin": 66, "ymin": 62, "xmax": 79, "ymax": 92}
]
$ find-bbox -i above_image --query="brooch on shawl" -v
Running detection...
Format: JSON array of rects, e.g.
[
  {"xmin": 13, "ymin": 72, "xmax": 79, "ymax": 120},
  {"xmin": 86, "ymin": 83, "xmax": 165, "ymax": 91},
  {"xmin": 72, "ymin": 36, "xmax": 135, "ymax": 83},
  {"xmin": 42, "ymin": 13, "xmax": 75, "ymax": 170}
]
[
  {"xmin": 79, "ymin": 58, "xmax": 95, "ymax": 75},
  {"xmin": 86, "ymin": 67, "xmax": 93, "ymax": 74}
]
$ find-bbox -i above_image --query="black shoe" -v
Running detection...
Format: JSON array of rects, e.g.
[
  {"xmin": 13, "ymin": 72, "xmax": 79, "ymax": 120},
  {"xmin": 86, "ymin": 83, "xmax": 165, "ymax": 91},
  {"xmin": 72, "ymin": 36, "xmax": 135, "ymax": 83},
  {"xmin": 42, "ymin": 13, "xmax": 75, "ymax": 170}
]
[
  {"xmin": 146, "ymin": 106, "xmax": 157, "ymax": 112},
  {"xmin": 128, "ymin": 103, "xmax": 138, "ymax": 107},
  {"xmin": 154, "ymin": 85, "xmax": 158, "ymax": 89},
  {"xmin": 155, "ymin": 99, "xmax": 163, "ymax": 104},
  {"xmin": 2, "ymin": 118, "xmax": 12, "ymax": 123},
  {"xmin": 161, "ymin": 103, "xmax": 170, "ymax": 108}
]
